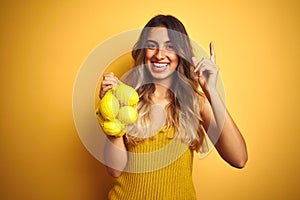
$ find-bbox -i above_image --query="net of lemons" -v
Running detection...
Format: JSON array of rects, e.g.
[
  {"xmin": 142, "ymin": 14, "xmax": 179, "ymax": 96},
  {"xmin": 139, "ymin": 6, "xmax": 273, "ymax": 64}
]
[{"xmin": 96, "ymin": 80, "xmax": 139, "ymax": 137}]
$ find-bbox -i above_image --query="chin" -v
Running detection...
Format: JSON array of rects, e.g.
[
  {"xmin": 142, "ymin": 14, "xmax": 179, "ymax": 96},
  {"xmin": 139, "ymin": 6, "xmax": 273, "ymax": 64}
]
[{"xmin": 149, "ymin": 71, "xmax": 175, "ymax": 82}]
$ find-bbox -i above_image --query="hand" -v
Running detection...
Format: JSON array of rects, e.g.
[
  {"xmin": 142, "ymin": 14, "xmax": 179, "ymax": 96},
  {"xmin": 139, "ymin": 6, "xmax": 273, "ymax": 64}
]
[
  {"xmin": 99, "ymin": 73, "xmax": 118, "ymax": 99},
  {"xmin": 192, "ymin": 42, "xmax": 219, "ymax": 93}
]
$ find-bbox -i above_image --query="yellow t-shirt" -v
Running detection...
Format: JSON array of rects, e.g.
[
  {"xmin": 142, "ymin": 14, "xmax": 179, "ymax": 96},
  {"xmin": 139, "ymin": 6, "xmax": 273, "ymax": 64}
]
[{"xmin": 108, "ymin": 127, "xmax": 197, "ymax": 200}]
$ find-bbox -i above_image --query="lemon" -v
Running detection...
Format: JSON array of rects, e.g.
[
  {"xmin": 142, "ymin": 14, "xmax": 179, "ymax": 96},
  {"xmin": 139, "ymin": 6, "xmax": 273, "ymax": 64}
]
[
  {"xmin": 102, "ymin": 119, "xmax": 123, "ymax": 135},
  {"xmin": 99, "ymin": 90, "xmax": 120, "ymax": 120},
  {"xmin": 114, "ymin": 128, "xmax": 127, "ymax": 137},
  {"xmin": 96, "ymin": 107, "xmax": 127, "ymax": 137},
  {"xmin": 114, "ymin": 81, "xmax": 139, "ymax": 106},
  {"xmin": 95, "ymin": 105, "xmax": 105, "ymax": 127},
  {"xmin": 117, "ymin": 106, "xmax": 138, "ymax": 124}
]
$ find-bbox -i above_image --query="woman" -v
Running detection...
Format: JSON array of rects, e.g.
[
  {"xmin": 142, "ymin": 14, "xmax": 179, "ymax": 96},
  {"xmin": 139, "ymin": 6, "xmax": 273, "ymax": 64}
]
[{"xmin": 100, "ymin": 15, "xmax": 247, "ymax": 200}]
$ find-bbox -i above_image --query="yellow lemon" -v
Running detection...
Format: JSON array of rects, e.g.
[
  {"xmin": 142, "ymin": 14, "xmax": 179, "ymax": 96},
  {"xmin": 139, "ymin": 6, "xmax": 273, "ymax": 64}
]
[
  {"xmin": 114, "ymin": 128, "xmax": 127, "ymax": 137},
  {"xmin": 96, "ymin": 107, "xmax": 126, "ymax": 137},
  {"xmin": 99, "ymin": 90, "xmax": 120, "ymax": 120},
  {"xmin": 102, "ymin": 119, "xmax": 122, "ymax": 136},
  {"xmin": 95, "ymin": 105, "xmax": 105, "ymax": 127},
  {"xmin": 117, "ymin": 106, "xmax": 138, "ymax": 124},
  {"xmin": 114, "ymin": 81, "xmax": 139, "ymax": 106}
]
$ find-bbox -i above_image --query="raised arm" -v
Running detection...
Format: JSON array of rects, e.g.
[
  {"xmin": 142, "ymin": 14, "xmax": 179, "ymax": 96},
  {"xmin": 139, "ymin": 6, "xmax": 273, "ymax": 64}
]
[{"xmin": 193, "ymin": 42, "xmax": 248, "ymax": 168}]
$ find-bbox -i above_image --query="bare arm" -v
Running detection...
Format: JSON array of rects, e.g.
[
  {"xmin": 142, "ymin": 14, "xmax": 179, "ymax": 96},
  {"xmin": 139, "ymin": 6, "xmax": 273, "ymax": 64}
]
[
  {"xmin": 201, "ymin": 91, "xmax": 247, "ymax": 168},
  {"xmin": 193, "ymin": 42, "xmax": 247, "ymax": 168},
  {"xmin": 104, "ymin": 136, "xmax": 128, "ymax": 177}
]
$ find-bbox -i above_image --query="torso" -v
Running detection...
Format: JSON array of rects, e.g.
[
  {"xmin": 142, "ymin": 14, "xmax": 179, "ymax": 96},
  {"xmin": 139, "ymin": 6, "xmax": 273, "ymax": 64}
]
[{"xmin": 108, "ymin": 127, "xmax": 197, "ymax": 200}]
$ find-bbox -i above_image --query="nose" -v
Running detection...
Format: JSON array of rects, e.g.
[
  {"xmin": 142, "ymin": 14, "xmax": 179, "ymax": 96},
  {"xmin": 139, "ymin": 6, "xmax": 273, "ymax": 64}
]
[{"xmin": 155, "ymin": 48, "xmax": 165, "ymax": 60}]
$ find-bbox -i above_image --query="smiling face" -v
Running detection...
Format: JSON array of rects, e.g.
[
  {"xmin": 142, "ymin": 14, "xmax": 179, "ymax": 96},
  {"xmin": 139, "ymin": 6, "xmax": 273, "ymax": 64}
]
[{"xmin": 144, "ymin": 27, "xmax": 179, "ymax": 81}]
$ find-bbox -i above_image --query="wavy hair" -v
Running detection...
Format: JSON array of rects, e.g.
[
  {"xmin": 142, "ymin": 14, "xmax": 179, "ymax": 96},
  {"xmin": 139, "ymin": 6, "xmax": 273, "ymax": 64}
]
[{"xmin": 123, "ymin": 15, "xmax": 206, "ymax": 152}]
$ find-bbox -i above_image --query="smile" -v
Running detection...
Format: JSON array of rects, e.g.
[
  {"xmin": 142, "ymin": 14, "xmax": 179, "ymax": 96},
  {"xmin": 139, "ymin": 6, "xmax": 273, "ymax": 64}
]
[
  {"xmin": 153, "ymin": 62, "xmax": 168, "ymax": 68},
  {"xmin": 151, "ymin": 62, "xmax": 169, "ymax": 72}
]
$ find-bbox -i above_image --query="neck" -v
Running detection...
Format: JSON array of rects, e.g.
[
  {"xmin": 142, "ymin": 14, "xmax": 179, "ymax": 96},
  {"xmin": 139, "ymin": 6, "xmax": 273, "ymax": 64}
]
[
  {"xmin": 152, "ymin": 73, "xmax": 173, "ymax": 87},
  {"xmin": 152, "ymin": 75, "xmax": 174, "ymax": 98},
  {"xmin": 153, "ymin": 83, "xmax": 169, "ymax": 98}
]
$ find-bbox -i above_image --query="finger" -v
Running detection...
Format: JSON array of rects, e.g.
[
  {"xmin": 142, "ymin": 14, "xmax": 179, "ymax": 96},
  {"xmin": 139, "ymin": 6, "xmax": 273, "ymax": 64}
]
[
  {"xmin": 103, "ymin": 74, "xmax": 118, "ymax": 85},
  {"xmin": 192, "ymin": 57, "xmax": 198, "ymax": 67},
  {"xmin": 196, "ymin": 62, "xmax": 205, "ymax": 77},
  {"xmin": 102, "ymin": 80, "xmax": 118, "ymax": 87},
  {"xmin": 103, "ymin": 76, "xmax": 118, "ymax": 83},
  {"xmin": 199, "ymin": 65, "xmax": 219, "ymax": 78},
  {"xmin": 195, "ymin": 58, "xmax": 212, "ymax": 73},
  {"xmin": 198, "ymin": 62, "xmax": 220, "ymax": 78},
  {"xmin": 102, "ymin": 85, "xmax": 114, "ymax": 92},
  {"xmin": 103, "ymin": 73, "xmax": 117, "ymax": 81},
  {"xmin": 199, "ymin": 58, "xmax": 216, "ymax": 67},
  {"xmin": 99, "ymin": 85, "xmax": 114, "ymax": 99},
  {"xmin": 193, "ymin": 57, "xmax": 205, "ymax": 72},
  {"xmin": 209, "ymin": 41, "xmax": 216, "ymax": 64},
  {"xmin": 192, "ymin": 57, "xmax": 200, "ymax": 73}
]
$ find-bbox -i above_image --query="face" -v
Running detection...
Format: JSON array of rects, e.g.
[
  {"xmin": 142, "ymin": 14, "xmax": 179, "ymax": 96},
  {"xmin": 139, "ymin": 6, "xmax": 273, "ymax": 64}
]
[{"xmin": 144, "ymin": 27, "xmax": 179, "ymax": 81}]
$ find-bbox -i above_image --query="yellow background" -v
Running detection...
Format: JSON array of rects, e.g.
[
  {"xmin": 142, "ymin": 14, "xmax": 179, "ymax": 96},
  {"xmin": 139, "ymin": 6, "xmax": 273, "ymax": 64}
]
[{"xmin": 1, "ymin": 0, "xmax": 299, "ymax": 199}]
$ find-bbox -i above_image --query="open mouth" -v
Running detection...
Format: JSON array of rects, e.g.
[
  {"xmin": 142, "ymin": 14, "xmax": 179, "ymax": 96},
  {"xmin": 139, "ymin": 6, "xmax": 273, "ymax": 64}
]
[{"xmin": 151, "ymin": 62, "xmax": 169, "ymax": 72}]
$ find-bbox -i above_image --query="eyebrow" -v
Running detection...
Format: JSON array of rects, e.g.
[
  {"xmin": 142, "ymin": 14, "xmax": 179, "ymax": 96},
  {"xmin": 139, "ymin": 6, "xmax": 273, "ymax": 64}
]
[{"xmin": 146, "ymin": 39, "xmax": 172, "ymax": 44}]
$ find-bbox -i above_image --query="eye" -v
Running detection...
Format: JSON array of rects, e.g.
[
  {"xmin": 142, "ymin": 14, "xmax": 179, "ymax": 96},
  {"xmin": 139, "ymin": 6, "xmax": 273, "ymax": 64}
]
[
  {"xmin": 165, "ymin": 44, "xmax": 174, "ymax": 51},
  {"xmin": 145, "ymin": 42, "xmax": 157, "ymax": 50}
]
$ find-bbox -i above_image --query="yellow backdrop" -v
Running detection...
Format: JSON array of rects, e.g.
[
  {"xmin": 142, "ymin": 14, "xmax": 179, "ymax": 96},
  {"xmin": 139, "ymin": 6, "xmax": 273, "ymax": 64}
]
[{"xmin": 1, "ymin": 0, "xmax": 299, "ymax": 199}]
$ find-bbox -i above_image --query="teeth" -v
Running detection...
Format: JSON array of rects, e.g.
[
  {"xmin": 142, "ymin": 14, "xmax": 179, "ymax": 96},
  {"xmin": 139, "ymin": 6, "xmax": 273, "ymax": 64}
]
[{"xmin": 153, "ymin": 63, "xmax": 168, "ymax": 68}]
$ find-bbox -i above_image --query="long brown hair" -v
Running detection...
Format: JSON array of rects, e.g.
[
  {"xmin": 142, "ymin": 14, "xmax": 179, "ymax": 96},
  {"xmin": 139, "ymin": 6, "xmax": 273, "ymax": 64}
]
[{"xmin": 124, "ymin": 15, "xmax": 206, "ymax": 152}]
